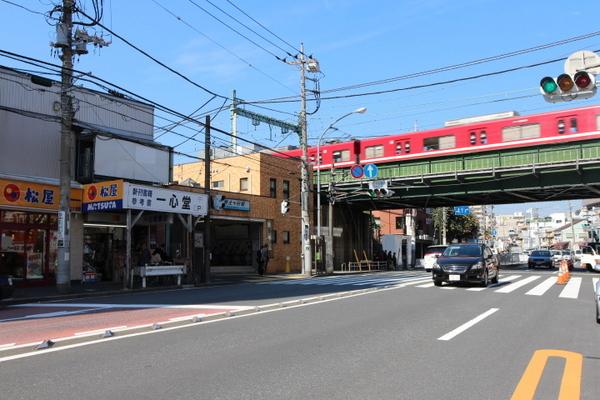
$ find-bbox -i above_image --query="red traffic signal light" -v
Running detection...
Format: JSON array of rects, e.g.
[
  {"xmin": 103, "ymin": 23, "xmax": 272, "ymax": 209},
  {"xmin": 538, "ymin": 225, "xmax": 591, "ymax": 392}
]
[{"xmin": 574, "ymin": 71, "xmax": 594, "ymax": 89}]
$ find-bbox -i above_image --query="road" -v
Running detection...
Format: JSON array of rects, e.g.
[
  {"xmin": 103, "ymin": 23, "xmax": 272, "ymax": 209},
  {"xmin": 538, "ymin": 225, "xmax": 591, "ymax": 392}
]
[{"xmin": 1, "ymin": 269, "xmax": 599, "ymax": 399}]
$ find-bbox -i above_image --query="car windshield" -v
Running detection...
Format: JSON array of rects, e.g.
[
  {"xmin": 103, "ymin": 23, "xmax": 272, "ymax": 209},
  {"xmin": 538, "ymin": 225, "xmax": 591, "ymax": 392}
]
[
  {"xmin": 443, "ymin": 245, "xmax": 481, "ymax": 257},
  {"xmin": 563, "ymin": 250, "xmax": 572, "ymax": 255},
  {"xmin": 425, "ymin": 246, "xmax": 446, "ymax": 255},
  {"xmin": 531, "ymin": 250, "xmax": 551, "ymax": 257}
]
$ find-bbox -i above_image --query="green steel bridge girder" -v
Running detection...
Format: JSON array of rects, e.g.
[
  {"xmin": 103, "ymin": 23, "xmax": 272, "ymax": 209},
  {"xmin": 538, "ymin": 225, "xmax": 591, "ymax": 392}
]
[{"xmin": 313, "ymin": 140, "xmax": 600, "ymax": 208}]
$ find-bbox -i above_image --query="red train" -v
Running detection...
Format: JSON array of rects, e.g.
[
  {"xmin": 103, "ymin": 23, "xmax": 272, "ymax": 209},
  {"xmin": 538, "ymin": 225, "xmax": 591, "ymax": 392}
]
[{"xmin": 277, "ymin": 104, "xmax": 600, "ymax": 170}]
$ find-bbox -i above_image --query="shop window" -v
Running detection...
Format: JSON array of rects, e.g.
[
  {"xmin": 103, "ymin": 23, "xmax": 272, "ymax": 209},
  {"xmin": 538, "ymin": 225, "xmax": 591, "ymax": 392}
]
[
  {"xmin": 271, "ymin": 230, "xmax": 277, "ymax": 244},
  {"xmin": 239, "ymin": 177, "xmax": 249, "ymax": 191},
  {"xmin": 283, "ymin": 180, "xmax": 290, "ymax": 200},
  {"xmin": 395, "ymin": 216, "xmax": 405, "ymax": 230},
  {"xmin": 596, "ymin": 114, "xmax": 600, "ymax": 130},
  {"xmin": 1, "ymin": 211, "xmax": 29, "ymax": 224},
  {"xmin": 212, "ymin": 180, "xmax": 224, "ymax": 189},
  {"xmin": 365, "ymin": 145, "xmax": 384, "ymax": 159},
  {"xmin": 269, "ymin": 178, "xmax": 277, "ymax": 198},
  {"xmin": 469, "ymin": 132, "xmax": 477, "ymax": 145},
  {"xmin": 283, "ymin": 231, "xmax": 290, "ymax": 244}
]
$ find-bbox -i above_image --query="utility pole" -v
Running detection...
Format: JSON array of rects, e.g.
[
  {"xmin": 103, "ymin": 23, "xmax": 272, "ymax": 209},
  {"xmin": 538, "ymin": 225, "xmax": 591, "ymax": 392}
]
[
  {"xmin": 202, "ymin": 115, "xmax": 211, "ymax": 284},
  {"xmin": 56, "ymin": 0, "xmax": 75, "ymax": 293},
  {"xmin": 230, "ymin": 90, "xmax": 238, "ymax": 152},
  {"xmin": 441, "ymin": 207, "xmax": 447, "ymax": 245},
  {"xmin": 298, "ymin": 43, "xmax": 312, "ymax": 275},
  {"xmin": 569, "ymin": 201, "xmax": 576, "ymax": 250}
]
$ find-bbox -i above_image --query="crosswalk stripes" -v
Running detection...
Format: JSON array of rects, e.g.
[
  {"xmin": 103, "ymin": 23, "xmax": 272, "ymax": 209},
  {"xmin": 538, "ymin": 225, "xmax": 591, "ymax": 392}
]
[
  {"xmin": 593, "ymin": 278, "xmax": 599, "ymax": 292},
  {"xmin": 466, "ymin": 275, "xmax": 521, "ymax": 291},
  {"xmin": 559, "ymin": 277, "xmax": 582, "ymax": 299},
  {"xmin": 495, "ymin": 276, "xmax": 540, "ymax": 293},
  {"xmin": 526, "ymin": 277, "xmax": 556, "ymax": 296}
]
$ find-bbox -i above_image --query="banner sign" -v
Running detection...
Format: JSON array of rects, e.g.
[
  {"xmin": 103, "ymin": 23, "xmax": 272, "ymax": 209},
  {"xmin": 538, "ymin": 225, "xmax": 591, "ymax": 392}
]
[
  {"xmin": 83, "ymin": 180, "xmax": 208, "ymax": 216},
  {"xmin": 0, "ymin": 179, "xmax": 82, "ymax": 211},
  {"xmin": 82, "ymin": 180, "xmax": 124, "ymax": 212},
  {"xmin": 126, "ymin": 184, "xmax": 208, "ymax": 216},
  {"xmin": 212, "ymin": 194, "xmax": 250, "ymax": 211}
]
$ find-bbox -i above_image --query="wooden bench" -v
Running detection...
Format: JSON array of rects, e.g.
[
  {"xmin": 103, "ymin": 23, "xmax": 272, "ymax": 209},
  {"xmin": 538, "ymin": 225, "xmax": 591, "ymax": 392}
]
[{"xmin": 131, "ymin": 265, "xmax": 186, "ymax": 288}]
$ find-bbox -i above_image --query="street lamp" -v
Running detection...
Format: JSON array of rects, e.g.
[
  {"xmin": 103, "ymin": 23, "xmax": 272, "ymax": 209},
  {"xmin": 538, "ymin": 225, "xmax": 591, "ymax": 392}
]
[{"xmin": 316, "ymin": 107, "xmax": 367, "ymax": 273}]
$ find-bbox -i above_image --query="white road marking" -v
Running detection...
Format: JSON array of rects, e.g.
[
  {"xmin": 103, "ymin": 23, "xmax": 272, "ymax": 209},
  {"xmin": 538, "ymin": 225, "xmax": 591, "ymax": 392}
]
[
  {"xmin": 440, "ymin": 286, "xmax": 456, "ymax": 290},
  {"xmin": 495, "ymin": 276, "xmax": 540, "ymax": 293},
  {"xmin": 559, "ymin": 277, "xmax": 582, "ymax": 299},
  {"xmin": 593, "ymin": 278, "xmax": 599, "ymax": 293},
  {"xmin": 437, "ymin": 308, "xmax": 499, "ymax": 341},
  {"xmin": 417, "ymin": 282, "xmax": 435, "ymax": 288},
  {"xmin": 526, "ymin": 277, "xmax": 557, "ymax": 296},
  {"xmin": 12, "ymin": 303, "xmax": 251, "ymax": 310},
  {"xmin": 0, "ymin": 343, "xmax": 16, "ymax": 349},
  {"xmin": 466, "ymin": 274, "xmax": 522, "ymax": 291}
]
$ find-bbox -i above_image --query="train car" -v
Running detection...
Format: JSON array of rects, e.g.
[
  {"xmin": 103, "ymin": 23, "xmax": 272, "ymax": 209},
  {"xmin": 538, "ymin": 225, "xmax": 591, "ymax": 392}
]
[{"xmin": 276, "ymin": 104, "xmax": 600, "ymax": 171}]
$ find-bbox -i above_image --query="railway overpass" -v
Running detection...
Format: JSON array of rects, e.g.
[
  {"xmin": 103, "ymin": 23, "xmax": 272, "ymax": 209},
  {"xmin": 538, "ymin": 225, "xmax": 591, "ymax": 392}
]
[{"xmin": 316, "ymin": 139, "xmax": 600, "ymax": 210}]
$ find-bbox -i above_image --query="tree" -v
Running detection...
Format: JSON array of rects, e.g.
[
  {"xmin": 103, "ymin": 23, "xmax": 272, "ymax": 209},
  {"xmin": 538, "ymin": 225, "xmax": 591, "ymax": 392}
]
[{"xmin": 432, "ymin": 208, "xmax": 479, "ymax": 243}]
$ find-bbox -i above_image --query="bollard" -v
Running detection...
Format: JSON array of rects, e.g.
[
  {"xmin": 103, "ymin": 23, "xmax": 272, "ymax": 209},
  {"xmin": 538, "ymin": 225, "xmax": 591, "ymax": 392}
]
[{"xmin": 285, "ymin": 256, "xmax": 290, "ymax": 273}]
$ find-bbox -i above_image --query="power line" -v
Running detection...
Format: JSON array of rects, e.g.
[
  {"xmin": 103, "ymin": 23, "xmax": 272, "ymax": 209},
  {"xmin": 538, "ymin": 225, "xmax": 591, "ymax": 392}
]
[
  {"xmin": 0, "ymin": 0, "xmax": 48, "ymax": 16},
  {"xmin": 203, "ymin": 0, "xmax": 293, "ymax": 57},
  {"xmin": 0, "ymin": 49, "xmax": 299, "ymax": 160},
  {"xmin": 74, "ymin": 8, "xmax": 229, "ymax": 100},
  {"xmin": 150, "ymin": 0, "xmax": 297, "ymax": 94},
  {"xmin": 224, "ymin": 0, "xmax": 300, "ymax": 55},
  {"xmin": 186, "ymin": 0, "xmax": 286, "ymax": 61}
]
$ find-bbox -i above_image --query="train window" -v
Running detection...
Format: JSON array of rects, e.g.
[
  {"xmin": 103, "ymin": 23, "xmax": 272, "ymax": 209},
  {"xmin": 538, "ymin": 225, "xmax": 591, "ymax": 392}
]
[
  {"xmin": 332, "ymin": 150, "xmax": 350, "ymax": 163},
  {"xmin": 480, "ymin": 131, "xmax": 487, "ymax": 144},
  {"xmin": 404, "ymin": 141, "xmax": 411, "ymax": 153},
  {"xmin": 395, "ymin": 142, "xmax": 402, "ymax": 155},
  {"xmin": 557, "ymin": 120, "xmax": 565, "ymax": 134},
  {"xmin": 423, "ymin": 135, "xmax": 455, "ymax": 151},
  {"xmin": 502, "ymin": 124, "xmax": 540, "ymax": 142},
  {"xmin": 570, "ymin": 118, "xmax": 577, "ymax": 133},
  {"xmin": 365, "ymin": 145, "xmax": 384, "ymax": 159},
  {"xmin": 469, "ymin": 132, "xmax": 477, "ymax": 145},
  {"xmin": 597, "ymin": 114, "xmax": 600, "ymax": 130}
]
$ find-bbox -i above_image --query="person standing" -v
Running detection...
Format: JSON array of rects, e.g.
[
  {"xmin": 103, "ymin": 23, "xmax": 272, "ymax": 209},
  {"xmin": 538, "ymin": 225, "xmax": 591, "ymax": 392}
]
[
  {"xmin": 261, "ymin": 245, "xmax": 270, "ymax": 274},
  {"xmin": 256, "ymin": 246, "xmax": 264, "ymax": 275}
]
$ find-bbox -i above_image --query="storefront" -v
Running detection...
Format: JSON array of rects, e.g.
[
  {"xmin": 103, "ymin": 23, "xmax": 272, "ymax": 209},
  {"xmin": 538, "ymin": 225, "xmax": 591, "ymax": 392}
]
[
  {"xmin": 82, "ymin": 180, "xmax": 208, "ymax": 286},
  {"xmin": 0, "ymin": 178, "xmax": 82, "ymax": 286}
]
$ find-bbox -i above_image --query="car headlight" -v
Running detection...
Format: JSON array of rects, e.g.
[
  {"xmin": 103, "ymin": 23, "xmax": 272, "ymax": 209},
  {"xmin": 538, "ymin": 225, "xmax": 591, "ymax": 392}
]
[
  {"xmin": 471, "ymin": 261, "xmax": 483, "ymax": 270},
  {"xmin": 8, "ymin": 277, "xmax": 12, "ymax": 286},
  {"xmin": 432, "ymin": 262, "xmax": 441, "ymax": 270}
]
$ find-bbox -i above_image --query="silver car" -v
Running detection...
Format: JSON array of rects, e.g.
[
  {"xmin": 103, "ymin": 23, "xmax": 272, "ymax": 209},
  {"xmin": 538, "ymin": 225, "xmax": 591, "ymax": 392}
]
[{"xmin": 596, "ymin": 279, "xmax": 600, "ymax": 324}]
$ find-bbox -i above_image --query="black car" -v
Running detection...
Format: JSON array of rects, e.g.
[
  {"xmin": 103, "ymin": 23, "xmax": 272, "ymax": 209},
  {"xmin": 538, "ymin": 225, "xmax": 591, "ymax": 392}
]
[
  {"xmin": 432, "ymin": 243, "xmax": 499, "ymax": 287},
  {"xmin": 528, "ymin": 250, "xmax": 553, "ymax": 269}
]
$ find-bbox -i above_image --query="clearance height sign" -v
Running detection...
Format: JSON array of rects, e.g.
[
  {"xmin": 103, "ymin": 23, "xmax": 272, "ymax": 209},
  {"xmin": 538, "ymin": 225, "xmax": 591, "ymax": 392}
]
[
  {"xmin": 0, "ymin": 179, "xmax": 82, "ymax": 211},
  {"xmin": 83, "ymin": 180, "xmax": 208, "ymax": 217}
]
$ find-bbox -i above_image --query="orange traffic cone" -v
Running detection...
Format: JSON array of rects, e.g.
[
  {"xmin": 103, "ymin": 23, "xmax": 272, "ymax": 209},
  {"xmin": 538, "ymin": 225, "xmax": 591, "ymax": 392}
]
[{"xmin": 556, "ymin": 259, "xmax": 568, "ymax": 285}]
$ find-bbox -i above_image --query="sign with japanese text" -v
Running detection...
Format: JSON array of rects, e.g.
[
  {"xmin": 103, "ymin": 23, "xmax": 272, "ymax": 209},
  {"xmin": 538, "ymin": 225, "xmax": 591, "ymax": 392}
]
[
  {"xmin": 0, "ymin": 179, "xmax": 82, "ymax": 211},
  {"xmin": 125, "ymin": 184, "xmax": 208, "ymax": 216},
  {"xmin": 82, "ymin": 180, "xmax": 124, "ymax": 212},
  {"xmin": 212, "ymin": 194, "xmax": 250, "ymax": 211}
]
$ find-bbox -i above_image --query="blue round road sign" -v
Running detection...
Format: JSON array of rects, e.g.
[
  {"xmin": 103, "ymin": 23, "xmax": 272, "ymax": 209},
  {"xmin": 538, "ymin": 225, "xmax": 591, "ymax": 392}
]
[
  {"xmin": 364, "ymin": 163, "xmax": 378, "ymax": 179},
  {"xmin": 350, "ymin": 165, "xmax": 364, "ymax": 179}
]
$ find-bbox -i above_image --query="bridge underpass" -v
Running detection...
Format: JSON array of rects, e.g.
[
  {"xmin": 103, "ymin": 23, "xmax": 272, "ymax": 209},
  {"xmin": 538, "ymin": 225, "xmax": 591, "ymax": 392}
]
[{"xmin": 316, "ymin": 139, "xmax": 600, "ymax": 210}]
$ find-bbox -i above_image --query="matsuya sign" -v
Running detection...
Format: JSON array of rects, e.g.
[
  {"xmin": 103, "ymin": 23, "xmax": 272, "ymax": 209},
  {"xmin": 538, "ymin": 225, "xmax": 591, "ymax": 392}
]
[{"xmin": 83, "ymin": 180, "xmax": 208, "ymax": 216}]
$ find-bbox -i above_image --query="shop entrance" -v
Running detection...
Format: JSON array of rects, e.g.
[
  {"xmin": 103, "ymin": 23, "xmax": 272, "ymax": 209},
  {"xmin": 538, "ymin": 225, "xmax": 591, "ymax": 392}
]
[{"xmin": 210, "ymin": 220, "xmax": 262, "ymax": 273}]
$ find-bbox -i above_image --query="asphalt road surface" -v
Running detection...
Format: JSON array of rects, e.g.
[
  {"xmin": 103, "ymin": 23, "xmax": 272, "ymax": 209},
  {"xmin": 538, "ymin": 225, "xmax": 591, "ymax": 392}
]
[{"xmin": 1, "ymin": 270, "xmax": 599, "ymax": 399}]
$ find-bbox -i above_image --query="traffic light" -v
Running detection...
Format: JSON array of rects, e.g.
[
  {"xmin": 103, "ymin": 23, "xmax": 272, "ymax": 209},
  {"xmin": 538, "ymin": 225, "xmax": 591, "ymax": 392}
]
[
  {"xmin": 280, "ymin": 199, "xmax": 289, "ymax": 215},
  {"xmin": 540, "ymin": 71, "xmax": 596, "ymax": 103},
  {"xmin": 367, "ymin": 181, "xmax": 395, "ymax": 198}
]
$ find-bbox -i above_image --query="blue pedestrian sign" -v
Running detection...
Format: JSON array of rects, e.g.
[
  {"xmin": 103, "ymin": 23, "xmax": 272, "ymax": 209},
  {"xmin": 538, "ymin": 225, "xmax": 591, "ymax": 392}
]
[
  {"xmin": 350, "ymin": 164, "xmax": 364, "ymax": 179},
  {"xmin": 453, "ymin": 206, "xmax": 470, "ymax": 216},
  {"xmin": 364, "ymin": 163, "xmax": 378, "ymax": 179}
]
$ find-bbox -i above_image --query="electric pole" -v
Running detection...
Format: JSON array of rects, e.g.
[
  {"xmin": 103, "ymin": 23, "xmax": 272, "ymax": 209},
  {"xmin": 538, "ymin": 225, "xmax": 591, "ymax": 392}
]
[
  {"xmin": 56, "ymin": 0, "xmax": 75, "ymax": 293},
  {"xmin": 202, "ymin": 115, "xmax": 211, "ymax": 284}
]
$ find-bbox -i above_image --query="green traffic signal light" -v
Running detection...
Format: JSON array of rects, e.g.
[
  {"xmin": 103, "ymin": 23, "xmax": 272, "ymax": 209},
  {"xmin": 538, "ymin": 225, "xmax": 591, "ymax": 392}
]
[{"xmin": 540, "ymin": 77, "xmax": 558, "ymax": 94}]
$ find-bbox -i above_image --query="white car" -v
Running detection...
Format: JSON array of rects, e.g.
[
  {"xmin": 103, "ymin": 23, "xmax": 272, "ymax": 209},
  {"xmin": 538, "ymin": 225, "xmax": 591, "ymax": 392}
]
[{"xmin": 423, "ymin": 245, "xmax": 447, "ymax": 272}]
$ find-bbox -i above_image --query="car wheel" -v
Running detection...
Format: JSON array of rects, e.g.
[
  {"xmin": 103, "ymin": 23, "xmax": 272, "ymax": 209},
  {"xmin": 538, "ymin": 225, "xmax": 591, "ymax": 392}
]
[
  {"xmin": 586, "ymin": 264, "xmax": 594, "ymax": 273},
  {"xmin": 481, "ymin": 270, "xmax": 489, "ymax": 287},
  {"xmin": 434, "ymin": 279, "xmax": 443, "ymax": 287}
]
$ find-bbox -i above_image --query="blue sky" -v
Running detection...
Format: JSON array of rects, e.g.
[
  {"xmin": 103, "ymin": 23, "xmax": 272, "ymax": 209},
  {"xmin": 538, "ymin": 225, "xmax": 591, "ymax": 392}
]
[{"xmin": 1, "ymin": 0, "xmax": 599, "ymax": 215}]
